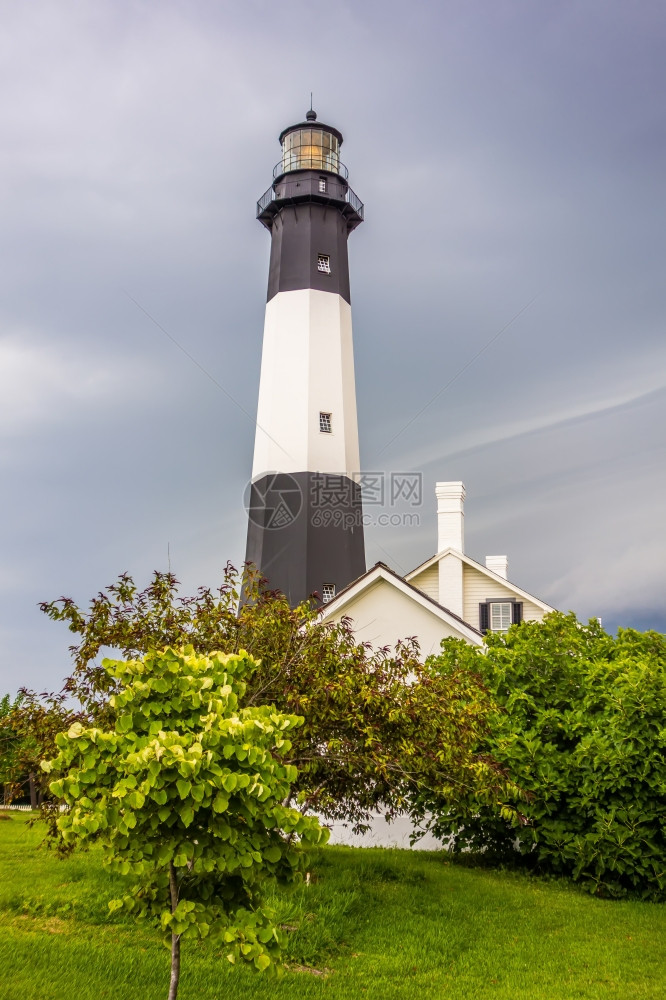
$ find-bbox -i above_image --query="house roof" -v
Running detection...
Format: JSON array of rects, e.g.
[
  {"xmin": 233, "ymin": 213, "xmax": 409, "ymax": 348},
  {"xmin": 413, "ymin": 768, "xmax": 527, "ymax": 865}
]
[
  {"xmin": 319, "ymin": 561, "xmax": 483, "ymax": 645},
  {"xmin": 405, "ymin": 548, "xmax": 555, "ymax": 613}
]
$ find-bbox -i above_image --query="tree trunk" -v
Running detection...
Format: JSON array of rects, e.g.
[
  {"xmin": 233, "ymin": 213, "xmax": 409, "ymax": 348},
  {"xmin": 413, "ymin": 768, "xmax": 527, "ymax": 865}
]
[
  {"xmin": 167, "ymin": 862, "xmax": 180, "ymax": 1000},
  {"xmin": 28, "ymin": 773, "xmax": 37, "ymax": 809}
]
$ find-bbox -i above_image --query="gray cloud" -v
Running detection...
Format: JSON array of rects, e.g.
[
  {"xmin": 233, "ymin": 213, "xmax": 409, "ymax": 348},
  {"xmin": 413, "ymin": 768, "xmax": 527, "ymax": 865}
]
[{"xmin": 2, "ymin": 0, "xmax": 665, "ymax": 693}]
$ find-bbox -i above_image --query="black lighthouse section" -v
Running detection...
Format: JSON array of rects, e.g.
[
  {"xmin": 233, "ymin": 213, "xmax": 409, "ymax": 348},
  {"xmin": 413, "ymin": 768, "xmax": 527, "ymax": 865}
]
[
  {"xmin": 266, "ymin": 202, "xmax": 353, "ymax": 304},
  {"xmin": 245, "ymin": 472, "xmax": 365, "ymax": 607}
]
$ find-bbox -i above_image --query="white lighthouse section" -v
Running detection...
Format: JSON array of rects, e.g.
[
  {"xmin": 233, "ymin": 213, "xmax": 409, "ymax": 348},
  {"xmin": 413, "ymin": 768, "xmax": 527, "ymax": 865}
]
[{"xmin": 251, "ymin": 288, "xmax": 360, "ymax": 479}]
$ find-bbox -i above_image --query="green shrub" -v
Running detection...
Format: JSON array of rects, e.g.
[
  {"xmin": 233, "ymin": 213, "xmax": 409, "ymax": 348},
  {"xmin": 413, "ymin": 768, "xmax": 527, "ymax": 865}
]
[{"xmin": 429, "ymin": 613, "xmax": 666, "ymax": 899}]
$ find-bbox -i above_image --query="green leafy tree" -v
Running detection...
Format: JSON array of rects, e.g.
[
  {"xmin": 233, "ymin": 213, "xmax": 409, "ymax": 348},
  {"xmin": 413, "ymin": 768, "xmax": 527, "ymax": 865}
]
[
  {"xmin": 1, "ymin": 691, "xmax": 76, "ymax": 806},
  {"xmin": 41, "ymin": 566, "xmax": 511, "ymax": 835},
  {"xmin": 0, "ymin": 693, "xmax": 23, "ymax": 803},
  {"xmin": 429, "ymin": 613, "xmax": 666, "ymax": 899},
  {"xmin": 43, "ymin": 646, "xmax": 326, "ymax": 1000}
]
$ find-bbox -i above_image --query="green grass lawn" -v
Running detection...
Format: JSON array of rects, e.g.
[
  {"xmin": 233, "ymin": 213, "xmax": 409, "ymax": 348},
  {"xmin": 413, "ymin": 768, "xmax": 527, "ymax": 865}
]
[{"xmin": 1, "ymin": 813, "xmax": 664, "ymax": 1000}]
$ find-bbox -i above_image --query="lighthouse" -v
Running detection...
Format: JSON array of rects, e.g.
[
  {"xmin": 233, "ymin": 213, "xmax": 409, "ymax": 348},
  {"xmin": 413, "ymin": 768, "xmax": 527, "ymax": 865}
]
[{"xmin": 245, "ymin": 109, "xmax": 366, "ymax": 606}]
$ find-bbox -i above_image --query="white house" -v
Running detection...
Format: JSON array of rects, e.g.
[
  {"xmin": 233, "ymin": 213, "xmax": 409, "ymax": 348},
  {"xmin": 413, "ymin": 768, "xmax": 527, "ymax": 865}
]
[
  {"xmin": 318, "ymin": 560, "xmax": 483, "ymax": 655},
  {"xmin": 321, "ymin": 480, "xmax": 555, "ymax": 655}
]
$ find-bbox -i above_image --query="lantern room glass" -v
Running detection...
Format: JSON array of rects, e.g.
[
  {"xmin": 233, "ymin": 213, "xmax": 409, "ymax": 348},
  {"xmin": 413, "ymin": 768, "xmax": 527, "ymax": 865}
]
[{"xmin": 281, "ymin": 128, "xmax": 341, "ymax": 175}]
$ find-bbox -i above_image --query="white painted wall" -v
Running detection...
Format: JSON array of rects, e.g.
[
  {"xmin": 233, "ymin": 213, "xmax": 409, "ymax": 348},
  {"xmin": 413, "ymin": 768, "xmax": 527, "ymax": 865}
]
[
  {"xmin": 326, "ymin": 813, "xmax": 443, "ymax": 850},
  {"xmin": 252, "ymin": 288, "xmax": 360, "ymax": 477},
  {"xmin": 325, "ymin": 576, "xmax": 473, "ymax": 657},
  {"xmin": 438, "ymin": 557, "xmax": 464, "ymax": 619}
]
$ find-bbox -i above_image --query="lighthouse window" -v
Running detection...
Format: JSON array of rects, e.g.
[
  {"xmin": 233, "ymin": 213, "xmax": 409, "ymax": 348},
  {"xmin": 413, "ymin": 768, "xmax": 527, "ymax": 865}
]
[
  {"xmin": 319, "ymin": 412, "xmax": 332, "ymax": 433},
  {"xmin": 281, "ymin": 128, "xmax": 340, "ymax": 175},
  {"xmin": 322, "ymin": 583, "xmax": 336, "ymax": 603},
  {"xmin": 319, "ymin": 178, "xmax": 327, "ymax": 192},
  {"xmin": 317, "ymin": 253, "xmax": 331, "ymax": 274}
]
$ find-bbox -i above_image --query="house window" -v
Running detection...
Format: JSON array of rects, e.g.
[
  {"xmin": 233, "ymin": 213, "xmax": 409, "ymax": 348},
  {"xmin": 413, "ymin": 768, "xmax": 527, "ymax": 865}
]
[
  {"xmin": 479, "ymin": 599, "xmax": 522, "ymax": 633},
  {"xmin": 490, "ymin": 602, "xmax": 512, "ymax": 632},
  {"xmin": 317, "ymin": 253, "xmax": 331, "ymax": 274},
  {"xmin": 319, "ymin": 412, "xmax": 332, "ymax": 433},
  {"xmin": 318, "ymin": 178, "xmax": 327, "ymax": 193},
  {"xmin": 322, "ymin": 583, "xmax": 336, "ymax": 603}
]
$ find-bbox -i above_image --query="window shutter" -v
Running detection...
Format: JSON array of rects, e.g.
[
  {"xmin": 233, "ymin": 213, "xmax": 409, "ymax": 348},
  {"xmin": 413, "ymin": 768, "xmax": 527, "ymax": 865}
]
[
  {"xmin": 479, "ymin": 603, "xmax": 489, "ymax": 633},
  {"xmin": 512, "ymin": 602, "xmax": 523, "ymax": 625}
]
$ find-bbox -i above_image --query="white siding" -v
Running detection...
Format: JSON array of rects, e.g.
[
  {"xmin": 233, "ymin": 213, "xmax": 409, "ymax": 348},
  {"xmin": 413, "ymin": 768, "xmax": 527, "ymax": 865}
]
[
  {"xmin": 408, "ymin": 564, "xmax": 438, "ymax": 601},
  {"xmin": 463, "ymin": 563, "xmax": 547, "ymax": 629}
]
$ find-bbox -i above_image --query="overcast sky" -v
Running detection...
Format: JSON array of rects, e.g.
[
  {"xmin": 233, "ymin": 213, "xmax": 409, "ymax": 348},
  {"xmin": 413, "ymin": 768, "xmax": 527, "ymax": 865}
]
[{"xmin": 2, "ymin": 0, "xmax": 665, "ymax": 695}]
